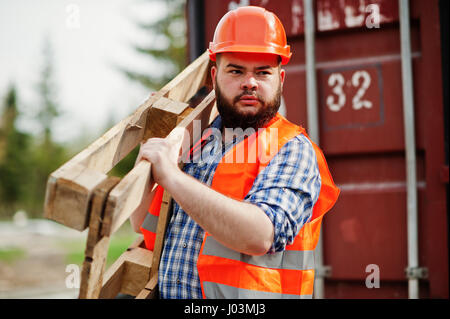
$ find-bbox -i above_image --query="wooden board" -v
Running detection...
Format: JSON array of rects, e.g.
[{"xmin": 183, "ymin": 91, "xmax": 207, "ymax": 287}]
[
  {"xmin": 44, "ymin": 51, "xmax": 211, "ymax": 231},
  {"xmin": 101, "ymin": 90, "xmax": 216, "ymax": 237},
  {"xmin": 79, "ymin": 176, "xmax": 120, "ymax": 299},
  {"xmin": 44, "ymin": 163, "xmax": 108, "ymax": 231},
  {"xmin": 95, "ymin": 89, "xmax": 216, "ymax": 298},
  {"xmin": 144, "ymin": 97, "xmax": 191, "ymax": 140},
  {"xmin": 99, "ymin": 246, "xmax": 153, "ymax": 298},
  {"xmin": 135, "ymin": 274, "xmax": 158, "ymax": 299},
  {"xmin": 149, "ymin": 190, "xmax": 173, "ymax": 279}
]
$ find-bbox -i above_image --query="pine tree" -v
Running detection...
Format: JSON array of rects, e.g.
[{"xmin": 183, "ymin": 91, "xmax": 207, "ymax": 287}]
[
  {"xmin": 0, "ymin": 86, "xmax": 32, "ymax": 217},
  {"xmin": 111, "ymin": 0, "xmax": 188, "ymax": 177},
  {"xmin": 27, "ymin": 38, "xmax": 67, "ymax": 217},
  {"xmin": 36, "ymin": 37, "xmax": 60, "ymax": 144},
  {"xmin": 121, "ymin": 0, "xmax": 187, "ymax": 90}
]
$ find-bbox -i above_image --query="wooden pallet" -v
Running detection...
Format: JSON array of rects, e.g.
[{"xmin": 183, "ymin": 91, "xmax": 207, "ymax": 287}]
[{"xmin": 43, "ymin": 51, "xmax": 216, "ymax": 298}]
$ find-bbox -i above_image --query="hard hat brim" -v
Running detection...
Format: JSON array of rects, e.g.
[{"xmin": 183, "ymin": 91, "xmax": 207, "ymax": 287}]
[{"xmin": 209, "ymin": 44, "xmax": 291, "ymax": 65}]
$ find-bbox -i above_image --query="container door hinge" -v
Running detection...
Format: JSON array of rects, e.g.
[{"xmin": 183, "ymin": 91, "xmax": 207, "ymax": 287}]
[{"xmin": 405, "ymin": 267, "xmax": 428, "ymax": 279}]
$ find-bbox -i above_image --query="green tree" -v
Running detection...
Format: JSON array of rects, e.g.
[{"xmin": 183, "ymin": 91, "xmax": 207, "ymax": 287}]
[
  {"xmin": 27, "ymin": 39, "xmax": 67, "ymax": 217},
  {"xmin": 122, "ymin": 0, "xmax": 187, "ymax": 90},
  {"xmin": 111, "ymin": 0, "xmax": 187, "ymax": 177},
  {"xmin": 36, "ymin": 38, "xmax": 59, "ymax": 145},
  {"xmin": 0, "ymin": 86, "xmax": 32, "ymax": 217}
]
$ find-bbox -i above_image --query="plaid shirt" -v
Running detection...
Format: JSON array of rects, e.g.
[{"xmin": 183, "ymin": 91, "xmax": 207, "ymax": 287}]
[{"xmin": 158, "ymin": 115, "xmax": 322, "ymax": 299}]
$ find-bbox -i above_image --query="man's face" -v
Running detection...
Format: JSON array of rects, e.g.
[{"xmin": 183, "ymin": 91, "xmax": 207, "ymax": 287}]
[{"xmin": 211, "ymin": 52, "xmax": 285, "ymax": 130}]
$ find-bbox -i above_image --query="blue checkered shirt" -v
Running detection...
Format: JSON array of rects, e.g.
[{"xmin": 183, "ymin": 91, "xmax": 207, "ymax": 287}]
[{"xmin": 158, "ymin": 115, "xmax": 322, "ymax": 299}]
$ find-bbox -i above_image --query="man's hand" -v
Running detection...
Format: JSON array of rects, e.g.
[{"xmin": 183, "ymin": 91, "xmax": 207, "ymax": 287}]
[
  {"xmin": 130, "ymin": 91, "xmax": 190, "ymax": 234},
  {"xmin": 137, "ymin": 127, "xmax": 187, "ymax": 188},
  {"xmin": 135, "ymin": 90, "xmax": 188, "ymax": 187}
]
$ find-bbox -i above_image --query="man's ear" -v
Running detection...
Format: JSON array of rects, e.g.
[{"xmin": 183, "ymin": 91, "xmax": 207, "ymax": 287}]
[
  {"xmin": 211, "ymin": 65, "xmax": 217, "ymax": 89},
  {"xmin": 280, "ymin": 68, "xmax": 286, "ymax": 89}
]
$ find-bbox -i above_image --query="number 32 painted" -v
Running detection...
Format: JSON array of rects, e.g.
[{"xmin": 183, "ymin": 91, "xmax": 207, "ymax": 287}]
[{"xmin": 327, "ymin": 70, "xmax": 373, "ymax": 112}]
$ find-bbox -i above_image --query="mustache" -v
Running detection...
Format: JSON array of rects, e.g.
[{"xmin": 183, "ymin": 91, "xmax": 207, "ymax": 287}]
[
  {"xmin": 215, "ymin": 82, "xmax": 281, "ymax": 130},
  {"xmin": 233, "ymin": 91, "xmax": 263, "ymax": 104}
]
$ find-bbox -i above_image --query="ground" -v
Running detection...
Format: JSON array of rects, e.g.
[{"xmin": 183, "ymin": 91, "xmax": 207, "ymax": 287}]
[{"xmin": 0, "ymin": 218, "xmax": 138, "ymax": 298}]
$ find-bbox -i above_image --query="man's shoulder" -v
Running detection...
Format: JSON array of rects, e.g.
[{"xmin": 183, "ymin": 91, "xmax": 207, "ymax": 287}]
[
  {"xmin": 267, "ymin": 132, "xmax": 317, "ymax": 168},
  {"xmin": 293, "ymin": 132, "xmax": 310, "ymax": 143},
  {"xmin": 287, "ymin": 133, "xmax": 314, "ymax": 152}
]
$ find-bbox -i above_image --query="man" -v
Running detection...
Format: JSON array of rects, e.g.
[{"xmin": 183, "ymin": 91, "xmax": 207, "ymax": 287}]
[{"xmin": 131, "ymin": 6, "xmax": 339, "ymax": 299}]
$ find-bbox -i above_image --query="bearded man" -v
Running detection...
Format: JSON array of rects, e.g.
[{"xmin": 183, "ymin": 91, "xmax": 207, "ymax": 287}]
[{"xmin": 130, "ymin": 6, "xmax": 339, "ymax": 299}]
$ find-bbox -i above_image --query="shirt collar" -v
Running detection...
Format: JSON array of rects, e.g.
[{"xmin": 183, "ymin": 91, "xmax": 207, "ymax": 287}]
[{"xmin": 209, "ymin": 114, "xmax": 223, "ymax": 131}]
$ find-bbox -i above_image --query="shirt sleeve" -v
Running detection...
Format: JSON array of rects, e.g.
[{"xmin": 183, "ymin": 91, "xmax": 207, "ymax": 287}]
[{"xmin": 243, "ymin": 134, "xmax": 321, "ymax": 254}]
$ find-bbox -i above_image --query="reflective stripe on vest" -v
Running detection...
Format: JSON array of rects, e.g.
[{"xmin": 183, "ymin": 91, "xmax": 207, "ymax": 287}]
[
  {"xmin": 202, "ymin": 236, "xmax": 315, "ymax": 270},
  {"xmin": 199, "ymin": 253, "xmax": 315, "ymax": 298},
  {"xmin": 140, "ymin": 184, "xmax": 164, "ymax": 251},
  {"xmin": 197, "ymin": 113, "xmax": 339, "ymax": 299},
  {"xmin": 203, "ymin": 282, "xmax": 313, "ymax": 299},
  {"xmin": 142, "ymin": 212, "xmax": 159, "ymax": 233}
]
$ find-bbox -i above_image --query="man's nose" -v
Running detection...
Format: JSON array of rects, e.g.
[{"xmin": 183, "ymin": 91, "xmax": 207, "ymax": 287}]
[{"xmin": 240, "ymin": 73, "xmax": 258, "ymax": 91}]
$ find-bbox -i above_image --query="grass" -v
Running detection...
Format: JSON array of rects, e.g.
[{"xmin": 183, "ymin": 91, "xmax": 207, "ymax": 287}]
[
  {"xmin": 0, "ymin": 231, "xmax": 138, "ymax": 269},
  {"xmin": 0, "ymin": 247, "xmax": 26, "ymax": 263},
  {"xmin": 106, "ymin": 234, "xmax": 140, "ymax": 265},
  {"xmin": 63, "ymin": 240, "xmax": 86, "ymax": 266},
  {"xmin": 63, "ymin": 232, "xmax": 139, "ymax": 267}
]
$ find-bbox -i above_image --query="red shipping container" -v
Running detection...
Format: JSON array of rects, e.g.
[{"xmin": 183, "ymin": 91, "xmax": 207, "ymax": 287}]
[{"xmin": 187, "ymin": 0, "xmax": 448, "ymax": 298}]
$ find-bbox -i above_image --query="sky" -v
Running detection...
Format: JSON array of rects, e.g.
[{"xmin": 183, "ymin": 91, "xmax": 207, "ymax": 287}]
[{"xmin": 0, "ymin": 0, "xmax": 168, "ymax": 144}]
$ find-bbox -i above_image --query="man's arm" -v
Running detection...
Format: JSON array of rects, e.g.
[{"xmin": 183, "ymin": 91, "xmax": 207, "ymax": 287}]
[
  {"xmin": 131, "ymin": 130, "xmax": 320, "ymax": 256},
  {"xmin": 164, "ymin": 169, "xmax": 275, "ymax": 256},
  {"xmin": 244, "ymin": 135, "xmax": 321, "ymax": 253},
  {"xmin": 136, "ymin": 133, "xmax": 274, "ymax": 256}
]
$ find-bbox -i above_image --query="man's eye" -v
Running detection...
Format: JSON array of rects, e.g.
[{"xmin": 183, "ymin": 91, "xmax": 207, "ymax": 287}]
[
  {"xmin": 257, "ymin": 71, "xmax": 270, "ymax": 76},
  {"xmin": 229, "ymin": 70, "xmax": 241, "ymax": 74}
]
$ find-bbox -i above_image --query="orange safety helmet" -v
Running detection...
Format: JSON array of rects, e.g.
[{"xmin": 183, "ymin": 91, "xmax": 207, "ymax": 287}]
[{"xmin": 209, "ymin": 6, "xmax": 292, "ymax": 65}]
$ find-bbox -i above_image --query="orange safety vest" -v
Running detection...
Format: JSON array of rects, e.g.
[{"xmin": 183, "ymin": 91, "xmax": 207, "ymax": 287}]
[{"xmin": 140, "ymin": 113, "xmax": 339, "ymax": 298}]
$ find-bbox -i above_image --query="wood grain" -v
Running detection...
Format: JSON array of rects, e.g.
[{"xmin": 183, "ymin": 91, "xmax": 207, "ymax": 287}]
[
  {"xmin": 102, "ymin": 90, "xmax": 216, "ymax": 237},
  {"xmin": 44, "ymin": 51, "xmax": 211, "ymax": 232},
  {"xmin": 79, "ymin": 177, "xmax": 120, "ymax": 299}
]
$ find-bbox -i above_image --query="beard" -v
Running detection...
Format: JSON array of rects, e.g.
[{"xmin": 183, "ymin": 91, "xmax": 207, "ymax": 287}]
[{"xmin": 215, "ymin": 81, "xmax": 282, "ymax": 131}]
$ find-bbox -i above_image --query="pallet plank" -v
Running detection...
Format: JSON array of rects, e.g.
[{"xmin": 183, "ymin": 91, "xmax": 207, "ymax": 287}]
[
  {"xmin": 44, "ymin": 51, "xmax": 211, "ymax": 231},
  {"xmin": 102, "ymin": 90, "xmax": 216, "ymax": 237},
  {"xmin": 149, "ymin": 190, "xmax": 173, "ymax": 280},
  {"xmin": 99, "ymin": 246, "xmax": 153, "ymax": 298},
  {"xmin": 79, "ymin": 176, "xmax": 120, "ymax": 299}
]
